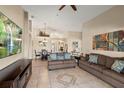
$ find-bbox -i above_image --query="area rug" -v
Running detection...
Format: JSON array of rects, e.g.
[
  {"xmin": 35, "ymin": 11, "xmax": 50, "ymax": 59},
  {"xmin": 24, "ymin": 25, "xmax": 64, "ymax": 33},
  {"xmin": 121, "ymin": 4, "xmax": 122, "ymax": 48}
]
[{"xmin": 48, "ymin": 67, "xmax": 112, "ymax": 88}]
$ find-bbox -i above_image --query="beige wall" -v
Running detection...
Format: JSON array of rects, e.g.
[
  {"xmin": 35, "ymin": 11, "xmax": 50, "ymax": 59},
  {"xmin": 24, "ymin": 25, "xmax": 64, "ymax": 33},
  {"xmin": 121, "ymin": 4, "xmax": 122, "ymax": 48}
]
[
  {"xmin": 82, "ymin": 6, "xmax": 124, "ymax": 57},
  {"xmin": 63, "ymin": 32, "xmax": 82, "ymax": 40},
  {"xmin": 23, "ymin": 11, "xmax": 32, "ymax": 59},
  {"xmin": 0, "ymin": 5, "xmax": 24, "ymax": 70},
  {"xmin": 0, "ymin": 5, "xmax": 24, "ymax": 28}
]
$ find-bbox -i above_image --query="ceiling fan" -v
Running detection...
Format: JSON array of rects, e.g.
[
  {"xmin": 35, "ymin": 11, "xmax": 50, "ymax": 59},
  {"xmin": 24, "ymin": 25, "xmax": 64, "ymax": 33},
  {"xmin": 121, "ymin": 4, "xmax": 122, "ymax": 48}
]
[{"xmin": 59, "ymin": 5, "xmax": 77, "ymax": 11}]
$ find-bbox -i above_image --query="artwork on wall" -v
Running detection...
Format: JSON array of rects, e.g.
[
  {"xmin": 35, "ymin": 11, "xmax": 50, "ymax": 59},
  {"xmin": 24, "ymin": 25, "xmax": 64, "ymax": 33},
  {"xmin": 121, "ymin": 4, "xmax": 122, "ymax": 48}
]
[
  {"xmin": 0, "ymin": 11, "xmax": 22, "ymax": 59},
  {"xmin": 72, "ymin": 41, "xmax": 78, "ymax": 51},
  {"xmin": 93, "ymin": 30, "xmax": 124, "ymax": 52}
]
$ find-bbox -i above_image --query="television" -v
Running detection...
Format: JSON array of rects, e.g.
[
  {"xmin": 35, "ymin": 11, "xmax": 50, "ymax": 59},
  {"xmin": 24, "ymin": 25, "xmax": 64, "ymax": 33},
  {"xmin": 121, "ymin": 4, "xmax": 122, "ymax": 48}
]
[{"xmin": 0, "ymin": 11, "xmax": 22, "ymax": 59}]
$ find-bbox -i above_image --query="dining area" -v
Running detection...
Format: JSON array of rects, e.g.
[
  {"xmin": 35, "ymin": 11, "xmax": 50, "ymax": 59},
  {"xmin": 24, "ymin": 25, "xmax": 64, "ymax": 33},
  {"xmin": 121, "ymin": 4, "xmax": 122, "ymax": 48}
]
[{"xmin": 34, "ymin": 49, "xmax": 49, "ymax": 60}]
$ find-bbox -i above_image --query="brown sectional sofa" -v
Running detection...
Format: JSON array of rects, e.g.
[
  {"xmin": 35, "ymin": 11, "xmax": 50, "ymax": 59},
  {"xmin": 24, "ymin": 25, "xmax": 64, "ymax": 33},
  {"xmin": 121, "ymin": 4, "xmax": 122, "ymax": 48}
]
[
  {"xmin": 79, "ymin": 53, "xmax": 124, "ymax": 88},
  {"xmin": 48, "ymin": 60, "xmax": 76, "ymax": 70},
  {"xmin": 48, "ymin": 53, "xmax": 76, "ymax": 70}
]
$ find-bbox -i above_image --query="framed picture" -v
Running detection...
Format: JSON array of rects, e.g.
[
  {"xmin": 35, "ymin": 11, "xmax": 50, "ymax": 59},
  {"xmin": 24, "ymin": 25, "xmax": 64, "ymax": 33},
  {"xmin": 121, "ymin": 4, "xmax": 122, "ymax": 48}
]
[
  {"xmin": 0, "ymin": 11, "xmax": 22, "ymax": 59},
  {"xmin": 72, "ymin": 41, "xmax": 78, "ymax": 51},
  {"xmin": 93, "ymin": 30, "xmax": 124, "ymax": 52}
]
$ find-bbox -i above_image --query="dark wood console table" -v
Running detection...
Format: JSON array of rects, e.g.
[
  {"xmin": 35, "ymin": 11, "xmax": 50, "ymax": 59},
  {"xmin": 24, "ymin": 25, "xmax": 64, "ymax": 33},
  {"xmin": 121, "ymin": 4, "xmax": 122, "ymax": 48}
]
[{"xmin": 0, "ymin": 59, "xmax": 32, "ymax": 88}]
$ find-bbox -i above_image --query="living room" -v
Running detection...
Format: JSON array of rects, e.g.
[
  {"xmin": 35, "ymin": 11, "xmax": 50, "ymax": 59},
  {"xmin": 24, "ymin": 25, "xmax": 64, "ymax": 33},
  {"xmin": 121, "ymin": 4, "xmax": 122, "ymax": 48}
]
[{"xmin": 0, "ymin": 1, "xmax": 124, "ymax": 91}]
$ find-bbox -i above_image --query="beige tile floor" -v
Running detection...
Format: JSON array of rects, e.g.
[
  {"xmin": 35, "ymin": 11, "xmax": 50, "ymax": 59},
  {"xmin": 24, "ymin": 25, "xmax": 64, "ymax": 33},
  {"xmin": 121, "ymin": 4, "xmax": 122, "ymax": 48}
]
[
  {"xmin": 26, "ymin": 59, "xmax": 112, "ymax": 88},
  {"xmin": 26, "ymin": 59, "xmax": 49, "ymax": 88}
]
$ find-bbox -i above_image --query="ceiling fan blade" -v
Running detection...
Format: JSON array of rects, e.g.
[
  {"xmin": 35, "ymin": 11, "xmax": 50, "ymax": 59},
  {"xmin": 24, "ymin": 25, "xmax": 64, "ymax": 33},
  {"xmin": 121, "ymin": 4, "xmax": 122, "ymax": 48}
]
[
  {"xmin": 70, "ymin": 5, "xmax": 77, "ymax": 11},
  {"xmin": 59, "ymin": 5, "xmax": 66, "ymax": 11}
]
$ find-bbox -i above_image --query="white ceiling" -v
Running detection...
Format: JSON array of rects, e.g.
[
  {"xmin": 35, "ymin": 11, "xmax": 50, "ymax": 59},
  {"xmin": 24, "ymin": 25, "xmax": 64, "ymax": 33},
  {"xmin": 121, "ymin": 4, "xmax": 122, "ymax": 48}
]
[{"xmin": 22, "ymin": 5, "xmax": 114, "ymax": 32}]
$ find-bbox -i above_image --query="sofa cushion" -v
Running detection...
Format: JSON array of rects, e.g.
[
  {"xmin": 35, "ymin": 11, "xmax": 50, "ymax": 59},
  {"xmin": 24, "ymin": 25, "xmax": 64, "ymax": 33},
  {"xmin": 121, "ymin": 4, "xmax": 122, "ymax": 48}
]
[
  {"xmin": 64, "ymin": 53, "xmax": 71, "ymax": 60},
  {"xmin": 79, "ymin": 60, "xmax": 91, "ymax": 67},
  {"xmin": 105, "ymin": 56, "xmax": 114, "ymax": 68},
  {"xmin": 111, "ymin": 60, "xmax": 124, "ymax": 73},
  {"xmin": 97, "ymin": 55, "xmax": 106, "ymax": 66},
  {"xmin": 85, "ymin": 54, "xmax": 89, "ymax": 61},
  {"xmin": 88, "ymin": 54, "xmax": 98, "ymax": 64},
  {"xmin": 48, "ymin": 61, "xmax": 64, "ymax": 65},
  {"xmin": 49, "ymin": 53, "xmax": 57, "ymax": 61},
  {"xmin": 103, "ymin": 69, "xmax": 124, "ymax": 83},
  {"xmin": 63, "ymin": 60, "xmax": 75, "ymax": 64},
  {"xmin": 90, "ymin": 64, "xmax": 105, "ymax": 72}
]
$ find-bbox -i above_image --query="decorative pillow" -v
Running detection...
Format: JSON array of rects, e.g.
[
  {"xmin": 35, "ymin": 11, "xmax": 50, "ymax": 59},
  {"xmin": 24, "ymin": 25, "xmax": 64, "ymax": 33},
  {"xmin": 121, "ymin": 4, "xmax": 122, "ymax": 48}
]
[
  {"xmin": 64, "ymin": 53, "xmax": 71, "ymax": 60},
  {"xmin": 49, "ymin": 53, "xmax": 57, "ymax": 61},
  {"xmin": 57, "ymin": 53, "xmax": 64, "ymax": 60},
  {"xmin": 111, "ymin": 60, "xmax": 124, "ymax": 73},
  {"xmin": 88, "ymin": 55, "xmax": 98, "ymax": 64},
  {"xmin": 121, "ymin": 68, "xmax": 124, "ymax": 74},
  {"xmin": 57, "ymin": 55, "xmax": 64, "ymax": 60}
]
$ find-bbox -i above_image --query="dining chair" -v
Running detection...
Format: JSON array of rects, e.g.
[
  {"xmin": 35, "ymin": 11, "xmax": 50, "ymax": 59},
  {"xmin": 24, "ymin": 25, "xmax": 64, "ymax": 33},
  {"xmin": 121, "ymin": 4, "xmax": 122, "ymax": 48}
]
[{"xmin": 34, "ymin": 50, "xmax": 41, "ymax": 59}]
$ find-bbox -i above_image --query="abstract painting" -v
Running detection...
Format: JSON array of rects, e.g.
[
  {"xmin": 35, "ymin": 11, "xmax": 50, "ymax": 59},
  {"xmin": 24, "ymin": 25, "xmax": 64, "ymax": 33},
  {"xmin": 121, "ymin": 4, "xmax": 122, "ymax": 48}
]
[
  {"xmin": 93, "ymin": 30, "xmax": 124, "ymax": 52},
  {"xmin": 0, "ymin": 11, "xmax": 22, "ymax": 59}
]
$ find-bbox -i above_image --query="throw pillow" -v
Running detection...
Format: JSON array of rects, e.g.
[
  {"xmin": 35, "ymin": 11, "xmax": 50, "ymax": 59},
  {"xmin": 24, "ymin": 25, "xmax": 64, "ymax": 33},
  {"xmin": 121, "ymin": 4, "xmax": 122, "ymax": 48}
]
[
  {"xmin": 111, "ymin": 60, "xmax": 124, "ymax": 73},
  {"xmin": 88, "ymin": 55, "xmax": 98, "ymax": 64},
  {"xmin": 64, "ymin": 53, "xmax": 71, "ymax": 60},
  {"xmin": 49, "ymin": 53, "xmax": 57, "ymax": 61},
  {"xmin": 57, "ymin": 55, "xmax": 64, "ymax": 60},
  {"xmin": 57, "ymin": 53, "xmax": 64, "ymax": 60},
  {"xmin": 121, "ymin": 68, "xmax": 124, "ymax": 74}
]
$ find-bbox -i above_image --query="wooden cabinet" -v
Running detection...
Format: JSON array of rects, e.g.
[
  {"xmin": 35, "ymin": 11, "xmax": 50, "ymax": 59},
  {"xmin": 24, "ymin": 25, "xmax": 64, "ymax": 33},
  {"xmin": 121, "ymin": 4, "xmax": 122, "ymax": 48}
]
[
  {"xmin": 0, "ymin": 59, "xmax": 32, "ymax": 88},
  {"xmin": 18, "ymin": 64, "xmax": 32, "ymax": 88},
  {"xmin": 18, "ymin": 73, "xmax": 26, "ymax": 88}
]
